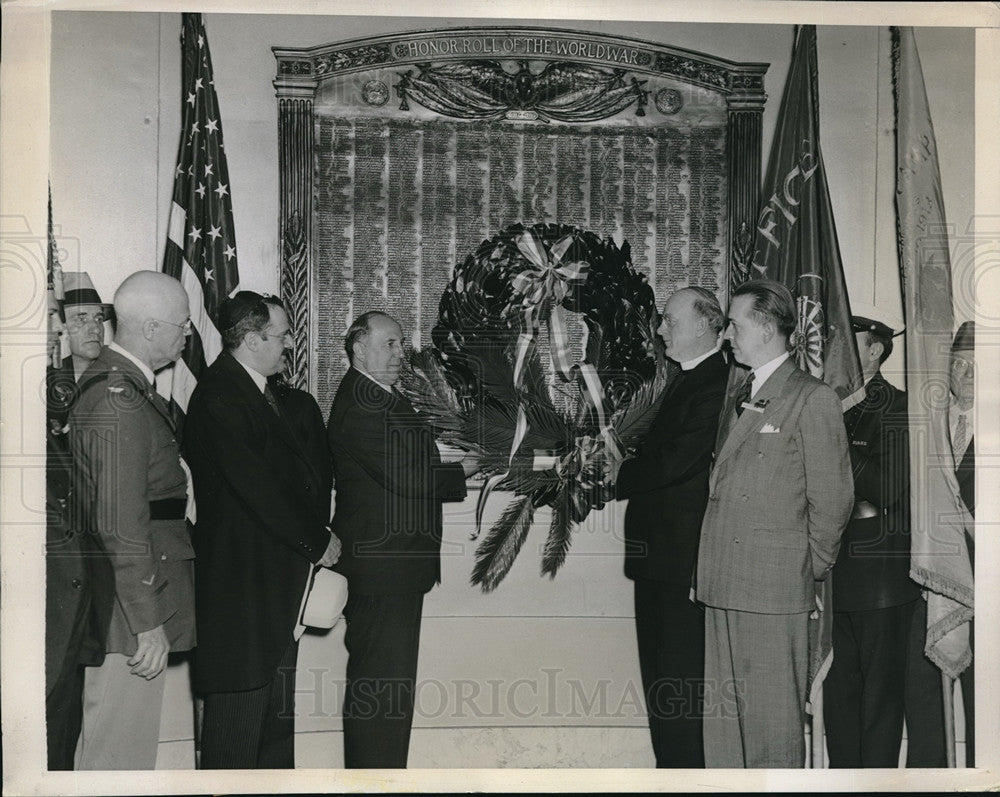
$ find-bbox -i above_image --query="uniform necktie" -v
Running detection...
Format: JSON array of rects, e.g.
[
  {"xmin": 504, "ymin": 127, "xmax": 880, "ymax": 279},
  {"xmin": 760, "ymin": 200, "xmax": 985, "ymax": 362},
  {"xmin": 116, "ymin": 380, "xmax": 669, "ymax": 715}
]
[{"xmin": 734, "ymin": 372, "xmax": 755, "ymax": 417}]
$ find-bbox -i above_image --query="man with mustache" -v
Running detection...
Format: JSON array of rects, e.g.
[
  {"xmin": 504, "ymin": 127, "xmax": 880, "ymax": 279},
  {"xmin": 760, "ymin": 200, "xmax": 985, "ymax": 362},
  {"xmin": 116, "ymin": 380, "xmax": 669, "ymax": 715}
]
[{"xmin": 185, "ymin": 292, "xmax": 341, "ymax": 769}]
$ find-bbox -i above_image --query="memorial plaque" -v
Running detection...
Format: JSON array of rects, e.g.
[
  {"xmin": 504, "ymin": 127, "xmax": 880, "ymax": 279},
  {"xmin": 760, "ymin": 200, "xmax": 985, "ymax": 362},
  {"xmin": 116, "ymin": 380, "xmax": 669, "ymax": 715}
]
[{"xmin": 274, "ymin": 28, "xmax": 767, "ymax": 403}]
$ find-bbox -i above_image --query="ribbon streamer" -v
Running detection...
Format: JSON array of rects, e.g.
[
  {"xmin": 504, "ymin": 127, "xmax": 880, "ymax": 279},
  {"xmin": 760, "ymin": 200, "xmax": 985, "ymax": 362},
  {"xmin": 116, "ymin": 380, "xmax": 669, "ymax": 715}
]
[{"xmin": 474, "ymin": 229, "xmax": 614, "ymax": 538}]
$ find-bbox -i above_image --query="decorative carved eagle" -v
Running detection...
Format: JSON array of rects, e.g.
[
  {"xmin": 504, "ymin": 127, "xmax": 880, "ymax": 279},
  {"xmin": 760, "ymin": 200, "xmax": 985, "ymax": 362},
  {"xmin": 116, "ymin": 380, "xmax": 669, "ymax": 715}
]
[{"xmin": 396, "ymin": 60, "xmax": 647, "ymax": 122}]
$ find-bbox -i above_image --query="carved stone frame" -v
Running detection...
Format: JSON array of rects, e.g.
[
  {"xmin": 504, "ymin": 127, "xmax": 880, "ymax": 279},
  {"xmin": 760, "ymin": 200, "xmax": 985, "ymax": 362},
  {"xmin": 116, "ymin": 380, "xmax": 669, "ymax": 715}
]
[{"xmin": 273, "ymin": 26, "xmax": 767, "ymax": 390}]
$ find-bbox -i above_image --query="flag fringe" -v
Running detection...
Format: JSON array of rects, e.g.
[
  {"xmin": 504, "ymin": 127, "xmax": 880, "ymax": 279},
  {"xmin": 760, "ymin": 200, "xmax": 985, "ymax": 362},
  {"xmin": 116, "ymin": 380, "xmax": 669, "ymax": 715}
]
[{"xmin": 910, "ymin": 564, "xmax": 974, "ymax": 609}]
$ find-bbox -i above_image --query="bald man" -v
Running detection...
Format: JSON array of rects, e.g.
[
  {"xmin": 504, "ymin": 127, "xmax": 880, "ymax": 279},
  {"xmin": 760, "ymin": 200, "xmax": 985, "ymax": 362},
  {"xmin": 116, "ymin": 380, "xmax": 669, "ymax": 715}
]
[{"xmin": 69, "ymin": 271, "xmax": 196, "ymax": 769}]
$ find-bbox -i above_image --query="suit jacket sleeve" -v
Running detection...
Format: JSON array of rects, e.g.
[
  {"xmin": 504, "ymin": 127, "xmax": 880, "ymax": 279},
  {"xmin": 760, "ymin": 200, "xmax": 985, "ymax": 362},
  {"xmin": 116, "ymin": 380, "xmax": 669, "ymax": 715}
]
[
  {"xmin": 615, "ymin": 373, "xmax": 726, "ymax": 500},
  {"xmin": 800, "ymin": 384, "xmax": 854, "ymax": 580},
  {"xmin": 332, "ymin": 400, "xmax": 467, "ymax": 502},
  {"xmin": 186, "ymin": 394, "xmax": 332, "ymax": 562},
  {"xmin": 72, "ymin": 395, "xmax": 175, "ymax": 636}
]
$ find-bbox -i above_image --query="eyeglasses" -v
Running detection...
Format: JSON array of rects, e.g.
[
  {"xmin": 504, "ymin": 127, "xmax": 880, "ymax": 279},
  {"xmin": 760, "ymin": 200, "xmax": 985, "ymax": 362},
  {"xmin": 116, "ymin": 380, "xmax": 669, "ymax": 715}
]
[
  {"xmin": 259, "ymin": 327, "xmax": 293, "ymax": 344},
  {"xmin": 154, "ymin": 317, "xmax": 193, "ymax": 335},
  {"xmin": 952, "ymin": 357, "xmax": 974, "ymax": 376}
]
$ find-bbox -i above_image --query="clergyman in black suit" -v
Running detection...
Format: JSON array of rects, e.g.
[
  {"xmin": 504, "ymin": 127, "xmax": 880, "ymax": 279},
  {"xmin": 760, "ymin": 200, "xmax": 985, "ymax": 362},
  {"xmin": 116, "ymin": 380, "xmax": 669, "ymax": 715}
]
[
  {"xmin": 185, "ymin": 292, "xmax": 341, "ymax": 769},
  {"xmin": 611, "ymin": 286, "xmax": 728, "ymax": 768},
  {"xmin": 823, "ymin": 316, "xmax": 919, "ymax": 767},
  {"xmin": 327, "ymin": 311, "xmax": 480, "ymax": 768}
]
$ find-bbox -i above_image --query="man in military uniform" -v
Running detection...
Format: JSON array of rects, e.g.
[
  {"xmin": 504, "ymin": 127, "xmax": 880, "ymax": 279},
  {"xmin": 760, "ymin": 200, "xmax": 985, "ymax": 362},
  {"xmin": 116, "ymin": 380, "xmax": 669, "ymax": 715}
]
[
  {"xmin": 70, "ymin": 271, "xmax": 196, "ymax": 769},
  {"xmin": 45, "ymin": 273, "xmax": 114, "ymax": 769},
  {"xmin": 823, "ymin": 316, "xmax": 919, "ymax": 767}
]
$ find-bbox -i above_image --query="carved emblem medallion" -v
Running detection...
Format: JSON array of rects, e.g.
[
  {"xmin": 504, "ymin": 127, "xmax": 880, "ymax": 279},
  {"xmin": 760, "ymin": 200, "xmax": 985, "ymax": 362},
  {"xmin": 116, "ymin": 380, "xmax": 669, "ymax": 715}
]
[
  {"xmin": 654, "ymin": 88, "xmax": 683, "ymax": 115},
  {"xmin": 362, "ymin": 79, "xmax": 389, "ymax": 107}
]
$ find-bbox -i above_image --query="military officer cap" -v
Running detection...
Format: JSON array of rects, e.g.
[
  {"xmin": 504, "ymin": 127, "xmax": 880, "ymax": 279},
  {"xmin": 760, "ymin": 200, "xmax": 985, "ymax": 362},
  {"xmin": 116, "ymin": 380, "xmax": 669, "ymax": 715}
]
[{"xmin": 851, "ymin": 315, "xmax": 896, "ymax": 342}]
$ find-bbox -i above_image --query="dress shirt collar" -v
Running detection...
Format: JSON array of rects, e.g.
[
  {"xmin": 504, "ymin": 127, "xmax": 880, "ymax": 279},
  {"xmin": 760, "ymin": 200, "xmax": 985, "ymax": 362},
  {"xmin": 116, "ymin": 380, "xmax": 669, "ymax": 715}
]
[
  {"xmin": 750, "ymin": 351, "xmax": 790, "ymax": 398},
  {"xmin": 679, "ymin": 346, "xmax": 720, "ymax": 372},
  {"xmin": 233, "ymin": 355, "xmax": 268, "ymax": 394},
  {"xmin": 107, "ymin": 341, "xmax": 155, "ymax": 386},
  {"xmin": 354, "ymin": 366, "xmax": 395, "ymax": 394}
]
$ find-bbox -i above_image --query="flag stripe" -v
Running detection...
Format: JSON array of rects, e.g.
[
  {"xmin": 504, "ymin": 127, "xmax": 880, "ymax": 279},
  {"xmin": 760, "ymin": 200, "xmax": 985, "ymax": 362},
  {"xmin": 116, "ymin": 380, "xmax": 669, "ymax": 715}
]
[
  {"xmin": 167, "ymin": 200, "xmax": 187, "ymax": 250},
  {"xmin": 180, "ymin": 258, "xmax": 223, "ymax": 364}
]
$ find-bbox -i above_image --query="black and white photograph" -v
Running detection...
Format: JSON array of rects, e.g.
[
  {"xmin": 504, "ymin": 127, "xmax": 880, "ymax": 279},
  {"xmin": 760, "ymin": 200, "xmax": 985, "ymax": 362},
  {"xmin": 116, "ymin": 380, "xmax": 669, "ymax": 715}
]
[{"xmin": 2, "ymin": 0, "xmax": 998, "ymax": 792}]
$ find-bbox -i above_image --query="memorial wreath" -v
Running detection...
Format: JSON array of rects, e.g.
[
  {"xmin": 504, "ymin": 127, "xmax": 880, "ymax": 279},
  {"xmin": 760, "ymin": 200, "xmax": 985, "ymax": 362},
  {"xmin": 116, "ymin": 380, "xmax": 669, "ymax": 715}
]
[{"xmin": 397, "ymin": 221, "xmax": 670, "ymax": 591}]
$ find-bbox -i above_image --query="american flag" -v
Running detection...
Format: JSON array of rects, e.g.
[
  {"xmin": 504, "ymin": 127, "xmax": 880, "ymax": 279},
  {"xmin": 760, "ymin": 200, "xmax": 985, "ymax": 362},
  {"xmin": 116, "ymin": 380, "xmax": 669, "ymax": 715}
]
[{"xmin": 160, "ymin": 13, "xmax": 240, "ymax": 414}]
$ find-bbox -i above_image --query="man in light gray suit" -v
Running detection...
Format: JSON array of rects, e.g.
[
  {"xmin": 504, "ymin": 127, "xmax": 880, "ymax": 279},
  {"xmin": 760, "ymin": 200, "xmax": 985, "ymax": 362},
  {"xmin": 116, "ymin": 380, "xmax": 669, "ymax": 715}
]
[{"xmin": 695, "ymin": 279, "xmax": 853, "ymax": 768}]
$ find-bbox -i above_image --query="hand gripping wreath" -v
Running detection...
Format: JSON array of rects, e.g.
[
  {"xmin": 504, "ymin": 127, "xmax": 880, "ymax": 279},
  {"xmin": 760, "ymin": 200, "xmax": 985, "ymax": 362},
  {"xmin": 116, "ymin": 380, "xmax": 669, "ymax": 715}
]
[{"xmin": 397, "ymin": 222, "xmax": 670, "ymax": 591}]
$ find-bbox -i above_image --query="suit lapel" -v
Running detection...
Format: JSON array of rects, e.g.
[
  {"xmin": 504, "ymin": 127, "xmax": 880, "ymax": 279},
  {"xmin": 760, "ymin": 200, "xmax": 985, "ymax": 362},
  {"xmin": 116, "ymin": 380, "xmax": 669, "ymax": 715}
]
[
  {"xmin": 220, "ymin": 354, "xmax": 320, "ymax": 483},
  {"xmin": 715, "ymin": 357, "xmax": 796, "ymax": 467},
  {"xmin": 715, "ymin": 365, "xmax": 748, "ymax": 454}
]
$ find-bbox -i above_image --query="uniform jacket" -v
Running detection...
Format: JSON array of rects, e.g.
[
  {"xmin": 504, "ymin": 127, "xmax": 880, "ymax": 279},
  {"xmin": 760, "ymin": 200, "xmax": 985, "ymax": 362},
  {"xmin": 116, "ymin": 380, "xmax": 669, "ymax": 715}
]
[
  {"xmin": 45, "ymin": 357, "xmax": 114, "ymax": 695},
  {"xmin": 616, "ymin": 350, "xmax": 728, "ymax": 584},
  {"xmin": 327, "ymin": 367, "xmax": 467, "ymax": 595},
  {"xmin": 695, "ymin": 357, "xmax": 854, "ymax": 614},
  {"xmin": 185, "ymin": 352, "xmax": 332, "ymax": 693},
  {"xmin": 69, "ymin": 347, "xmax": 195, "ymax": 657},
  {"xmin": 832, "ymin": 372, "xmax": 920, "ymax": 612}
]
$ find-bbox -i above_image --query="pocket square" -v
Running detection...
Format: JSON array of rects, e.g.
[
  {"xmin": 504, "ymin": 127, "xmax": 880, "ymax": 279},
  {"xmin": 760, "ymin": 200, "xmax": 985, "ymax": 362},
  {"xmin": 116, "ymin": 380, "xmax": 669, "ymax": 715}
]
[{"xmin": 760, "ymin": 423, "xmax": 780, "ymax": 433}]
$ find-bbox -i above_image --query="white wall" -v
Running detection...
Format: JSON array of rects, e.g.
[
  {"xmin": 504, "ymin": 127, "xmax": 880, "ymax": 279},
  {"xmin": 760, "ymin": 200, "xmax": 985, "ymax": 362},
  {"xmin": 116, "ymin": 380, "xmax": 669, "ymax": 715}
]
[{"xmin": 48, "ymin": 12, "xmax": 976, "ymax": 769}]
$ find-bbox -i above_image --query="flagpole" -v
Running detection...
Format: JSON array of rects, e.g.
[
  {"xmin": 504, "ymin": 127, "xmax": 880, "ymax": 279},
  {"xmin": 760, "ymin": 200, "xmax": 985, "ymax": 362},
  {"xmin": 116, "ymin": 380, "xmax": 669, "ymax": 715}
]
[{"xmin": 942, "ymin": 673, "xmax": 956, "ymax": 767}]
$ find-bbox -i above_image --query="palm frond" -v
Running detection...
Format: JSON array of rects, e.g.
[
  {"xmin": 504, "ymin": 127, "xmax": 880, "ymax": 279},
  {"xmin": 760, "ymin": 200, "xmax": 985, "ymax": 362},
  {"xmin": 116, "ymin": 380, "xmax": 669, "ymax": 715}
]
[
  {"xmin": 498, "ymin": 466, "xmax": 560, "ymax": 496},
  {"xmin": 540, "ymin": 485, "xmax": 576, "ymax": 578},
  {"xmin": 397, "ymin": 349, "xmax": 465, "ymax": 433},
  {"xmin": 471, "ymin": 494, "xmax": 536, "ymax": 592},
  {"xmin": 611, "ymin": 355, "xmax": 675, "ymax": 450}
]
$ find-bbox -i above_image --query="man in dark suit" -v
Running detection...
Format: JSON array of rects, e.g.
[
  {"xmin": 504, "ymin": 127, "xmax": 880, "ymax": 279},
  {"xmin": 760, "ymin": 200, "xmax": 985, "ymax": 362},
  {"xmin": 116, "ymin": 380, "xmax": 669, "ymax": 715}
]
[
  {"xmin": 328, "ymin": 310, "xmax": 479, "ymax": 768},
  {"xmin": 612, "ymin": 286, "xmax": 727, "ymax": 768},
  {"xmin": 45, "ymin": 274, "xmax": 114, "ymax": 769},
  {"xmin": 70, "ymin": 271, "xmax": 197, "ymax": 769},
  {"xmin": 823, "ymin": 316, "xmax": 919, "ymax": 767},
  {"xmin": 185, "ymin": 292, "xmax": 341, "ymax": 769},
  {"xmin": 695, "ymin": 279, "xmax": 853, "ymax": 768},
  {"xmin": 905, "ymin": 320, "xmax": 976, "ymax": 767}
]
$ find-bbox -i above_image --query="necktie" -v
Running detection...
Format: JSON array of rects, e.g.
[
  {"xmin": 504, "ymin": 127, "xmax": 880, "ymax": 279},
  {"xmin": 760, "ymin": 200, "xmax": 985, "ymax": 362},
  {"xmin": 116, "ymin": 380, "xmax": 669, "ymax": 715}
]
[
  {"xmin": 953, "ymin": 412, "xmax": 967, "ymax": 462},
  {"xmin": 263, "ymin": 385, "xmax": 282, "ymax": 417},
  {"xmin": 734, "ymin": 372, "xmax": 755, "ymax": 417}
]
